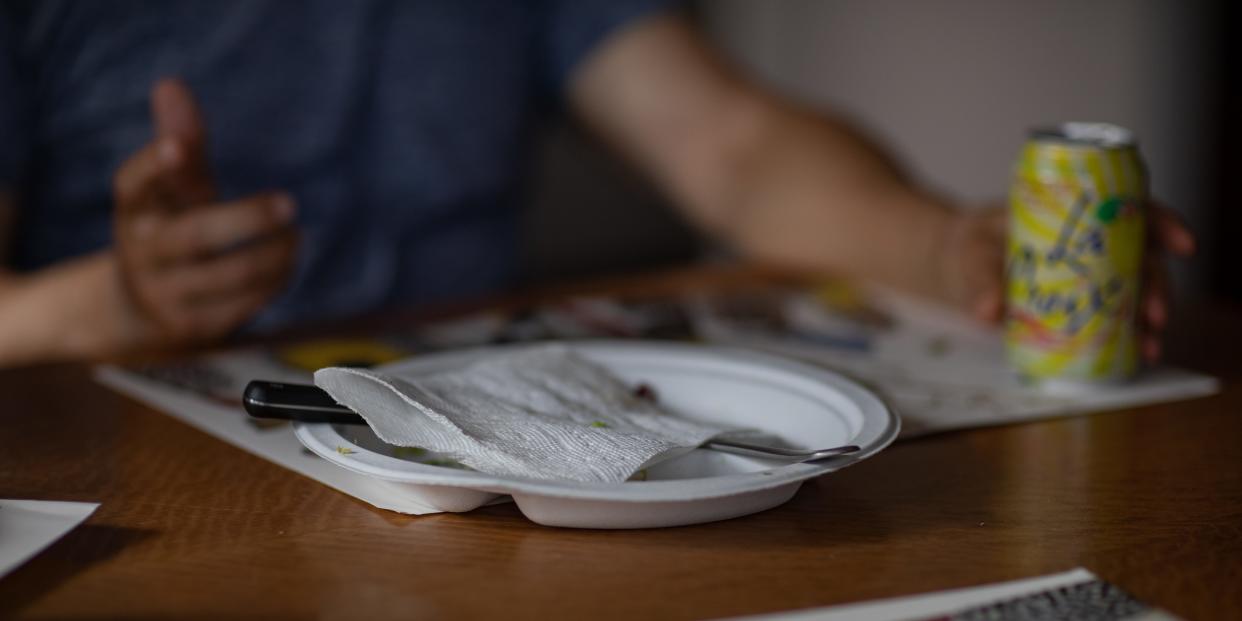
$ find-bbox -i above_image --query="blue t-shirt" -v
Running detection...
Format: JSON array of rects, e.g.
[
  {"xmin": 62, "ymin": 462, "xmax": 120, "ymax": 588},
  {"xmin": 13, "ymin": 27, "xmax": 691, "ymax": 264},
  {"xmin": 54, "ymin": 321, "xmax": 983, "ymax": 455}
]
[{"xmin": 0, "ymin": 0, "xmax": 669, "ymax": 329}]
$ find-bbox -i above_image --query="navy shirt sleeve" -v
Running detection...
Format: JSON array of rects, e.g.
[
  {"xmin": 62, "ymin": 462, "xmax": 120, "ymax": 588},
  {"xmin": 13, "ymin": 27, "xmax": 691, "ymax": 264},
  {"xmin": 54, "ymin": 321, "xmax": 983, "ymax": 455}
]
[
  {"xmin": 538, "ymin": 0, "xmax": 677, "ymax": 94},
  {"xmin": 0, "ymin": 8, "xmax": 27, "ymax": 188}
]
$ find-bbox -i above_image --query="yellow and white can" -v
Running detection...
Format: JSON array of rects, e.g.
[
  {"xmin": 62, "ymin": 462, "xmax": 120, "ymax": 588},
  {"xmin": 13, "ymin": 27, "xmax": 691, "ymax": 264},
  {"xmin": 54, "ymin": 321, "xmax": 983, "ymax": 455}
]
[{"xmin": 1006, "ymin": 122, "xmax": 1147, "ymax": 384}]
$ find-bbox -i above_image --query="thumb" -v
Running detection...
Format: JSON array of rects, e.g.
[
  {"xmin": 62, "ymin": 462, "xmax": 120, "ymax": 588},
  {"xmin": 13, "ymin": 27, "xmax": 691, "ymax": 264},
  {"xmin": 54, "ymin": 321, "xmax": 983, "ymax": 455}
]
[
  {"xmin": 969, "ymin": 271, "xmax": 1005, "ymax": 324},
  {"xmin": 944, "ymin": 208, "xmax": 1007, "ymax": 324},
  {"xmin": 151, "ymin": 77, "xmax": 207, "ymax": 146},
  {"xmin": 968, "ymin": 208, "xmax": 1007, "ymax": 324},
  {"xmin": 149, "ymin": 77, "xmax": 215, "ymax": 204}
]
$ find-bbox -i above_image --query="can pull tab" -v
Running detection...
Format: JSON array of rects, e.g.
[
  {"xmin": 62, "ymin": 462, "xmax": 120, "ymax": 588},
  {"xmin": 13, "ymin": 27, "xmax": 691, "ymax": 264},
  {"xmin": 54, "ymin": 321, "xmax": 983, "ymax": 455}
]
[{"xmin": 1060, "ymin": 122, "xmax": 1134, "ymax": 148}]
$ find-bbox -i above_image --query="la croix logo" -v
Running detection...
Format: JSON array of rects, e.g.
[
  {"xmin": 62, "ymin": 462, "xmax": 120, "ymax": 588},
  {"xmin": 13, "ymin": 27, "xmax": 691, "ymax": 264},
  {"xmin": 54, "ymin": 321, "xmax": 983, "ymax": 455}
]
[{"xmin": 1009, "ymin": 195, "xmax": 1136, "ymax": 336}]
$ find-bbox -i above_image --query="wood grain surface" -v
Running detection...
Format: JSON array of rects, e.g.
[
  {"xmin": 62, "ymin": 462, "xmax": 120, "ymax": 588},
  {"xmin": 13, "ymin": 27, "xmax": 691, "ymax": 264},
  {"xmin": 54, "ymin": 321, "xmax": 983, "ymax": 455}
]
[{"xmin": 1, "ymin": 265, "xmax": 1238, "ymax": 620}]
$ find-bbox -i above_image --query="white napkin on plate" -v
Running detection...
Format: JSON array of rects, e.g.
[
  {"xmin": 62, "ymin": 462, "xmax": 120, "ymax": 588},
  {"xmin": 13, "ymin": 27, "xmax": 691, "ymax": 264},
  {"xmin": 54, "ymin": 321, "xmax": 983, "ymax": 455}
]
[{"xmin": 314, "ymin": 345, "xmax": 733, "ymax": 483}]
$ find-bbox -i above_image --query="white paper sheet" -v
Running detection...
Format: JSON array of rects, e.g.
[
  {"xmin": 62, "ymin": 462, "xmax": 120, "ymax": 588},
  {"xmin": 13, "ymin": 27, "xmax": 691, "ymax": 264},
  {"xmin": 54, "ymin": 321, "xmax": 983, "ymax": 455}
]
[
  {"xmin": 0, "ymin": 500, "xmax": 99, "ymax": 579},
  {"xmin": 720, "ymin": 568, "xmax": 1180, "ymax": 621}
]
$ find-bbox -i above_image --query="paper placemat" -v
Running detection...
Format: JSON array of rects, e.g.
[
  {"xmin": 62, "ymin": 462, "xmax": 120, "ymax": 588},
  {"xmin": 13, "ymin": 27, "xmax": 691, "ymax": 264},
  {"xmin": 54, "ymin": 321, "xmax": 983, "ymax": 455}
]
[
  {"xmin": 93, "ymin": 283, "xmax": 1218, "ymax": 515},
  {"xmin": 690, "ymin": 286, "xmax": 1219, "ymax": 438},
  {"xmin": 95, "ymin": 365, "xmax": 440, "ymax": 515}
]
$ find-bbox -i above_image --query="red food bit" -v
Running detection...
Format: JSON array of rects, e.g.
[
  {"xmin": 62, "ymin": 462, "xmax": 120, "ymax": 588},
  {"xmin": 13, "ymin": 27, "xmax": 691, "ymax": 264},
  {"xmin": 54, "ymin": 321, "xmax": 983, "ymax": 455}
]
[{"xmin": 633, "ymin": 383, "xmax": 658, "ymax": 402}]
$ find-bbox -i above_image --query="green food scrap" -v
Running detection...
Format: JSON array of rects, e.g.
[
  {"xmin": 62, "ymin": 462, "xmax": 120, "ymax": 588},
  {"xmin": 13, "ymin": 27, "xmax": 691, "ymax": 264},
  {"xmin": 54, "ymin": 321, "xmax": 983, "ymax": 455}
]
[
  {"xmin": 335, "ymin": 446, "xmax": 356, "ymax": 455},
  {"xmin": 926, "ymin": 336, "xmax": 952, "ymax": 357},
  {"xmin": 423, "ymin": 459, "xmax": 469, "ymax": 470},
  {"xmin": 628, "ymin": 469, "xmax": 649, "ymax": 482},
  {"xmin": 392, "ymin": 446, "xmax": 427, "ymax": 458},
  {"xmin": 590, "ymin": 421, "xmax": 609, "ymax": 428}
]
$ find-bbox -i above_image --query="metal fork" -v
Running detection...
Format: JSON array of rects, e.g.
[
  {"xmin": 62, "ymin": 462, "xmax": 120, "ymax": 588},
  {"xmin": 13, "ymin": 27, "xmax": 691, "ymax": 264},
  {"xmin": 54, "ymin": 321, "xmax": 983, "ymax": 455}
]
[{"xmin": 702, "ymin": 438, "xmax": 860, "ymax": 462}]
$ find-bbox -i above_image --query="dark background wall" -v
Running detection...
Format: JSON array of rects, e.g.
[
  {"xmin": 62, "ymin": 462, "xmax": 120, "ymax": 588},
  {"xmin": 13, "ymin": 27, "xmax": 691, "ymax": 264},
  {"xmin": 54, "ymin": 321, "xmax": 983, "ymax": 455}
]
[{"xmin": 1211, "ymin": 0, "xmax": 1239, "ymax": 302}]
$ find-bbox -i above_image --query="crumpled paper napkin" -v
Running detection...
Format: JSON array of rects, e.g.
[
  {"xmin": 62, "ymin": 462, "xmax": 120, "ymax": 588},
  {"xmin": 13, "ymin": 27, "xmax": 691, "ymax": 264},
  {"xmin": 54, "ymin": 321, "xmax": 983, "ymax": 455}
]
[{"xmin": 314, "ymin": 345, "xmax": 734, "ymax": 483}]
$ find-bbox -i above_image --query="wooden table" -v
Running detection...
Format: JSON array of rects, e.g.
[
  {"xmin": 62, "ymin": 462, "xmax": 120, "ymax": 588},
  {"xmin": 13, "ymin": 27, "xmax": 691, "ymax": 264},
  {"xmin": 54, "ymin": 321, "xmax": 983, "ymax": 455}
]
[{"xmin": 2, "ymin": 265, "xmax": 1239, "ymax": 620}]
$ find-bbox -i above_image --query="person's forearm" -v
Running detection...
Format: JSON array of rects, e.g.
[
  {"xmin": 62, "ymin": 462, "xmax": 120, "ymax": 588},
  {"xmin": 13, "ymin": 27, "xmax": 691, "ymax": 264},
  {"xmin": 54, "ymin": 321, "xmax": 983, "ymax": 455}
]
[
  {"xmin": 570, "ymin": 15, "xmax": 958, "ymax": 299},
  {"xmin": 0, "ymin": 252, "xmax": 136, "ymax": 366},
  {"xmin": 706, "ymin": 98, "xmax": 957, "ymax": 298}
]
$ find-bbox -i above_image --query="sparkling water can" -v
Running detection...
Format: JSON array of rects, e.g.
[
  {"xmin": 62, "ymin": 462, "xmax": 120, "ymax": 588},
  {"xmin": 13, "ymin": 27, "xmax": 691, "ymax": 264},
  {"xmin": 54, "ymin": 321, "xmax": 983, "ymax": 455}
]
[{"xmin": 1005, "ymin": 122, "xmax": 1147, "ymax": 384}]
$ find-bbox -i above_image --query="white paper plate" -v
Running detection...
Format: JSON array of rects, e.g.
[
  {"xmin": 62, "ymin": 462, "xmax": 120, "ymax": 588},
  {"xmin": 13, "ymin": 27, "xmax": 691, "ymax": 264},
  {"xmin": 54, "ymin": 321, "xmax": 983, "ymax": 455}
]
[{"xmin": 295, "ymin": 341, "xmax": 899, "ymax": 528}]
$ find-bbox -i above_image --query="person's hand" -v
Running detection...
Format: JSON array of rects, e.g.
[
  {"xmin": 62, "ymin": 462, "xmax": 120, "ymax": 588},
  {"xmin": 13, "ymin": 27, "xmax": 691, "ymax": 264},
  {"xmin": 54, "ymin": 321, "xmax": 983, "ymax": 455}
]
[
  {"xmin": 939, "ymin": 202, "xmax": 1195, "ymax": 363},
  {"xmin": 111, "ymin": 78, "xmax": 298, "ymax": 348}
]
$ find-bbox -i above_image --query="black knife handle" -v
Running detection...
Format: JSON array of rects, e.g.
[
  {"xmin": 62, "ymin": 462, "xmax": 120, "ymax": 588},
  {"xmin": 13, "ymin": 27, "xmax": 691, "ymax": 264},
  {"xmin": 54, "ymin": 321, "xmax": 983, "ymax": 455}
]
[{"xmin": 243, "ymin": 380, "xmax": 366, "ymax": 425}]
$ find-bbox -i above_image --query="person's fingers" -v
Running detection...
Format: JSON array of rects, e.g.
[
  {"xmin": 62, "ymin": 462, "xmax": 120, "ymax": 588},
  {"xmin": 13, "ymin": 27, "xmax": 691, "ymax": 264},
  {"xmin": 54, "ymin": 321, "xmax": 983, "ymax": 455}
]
[
  {"xmin": 960, "ymin": 234, "xmax": 1005, "ymax": 323},
  {"xmin": 1149, "ymin": 203, "xmax": 1195, "ymax": 257},
  {"xmin": 981, "ymin": 206, "xmax": 1008, "ymax": 238},
  {"xmin": 147, "ymin": 193, "xmax": 296, "ymax": 264},
  {"xmin": 165, "ymin": 228, "xmax": 298, "ymax": 303},
  {"xmin": 1142, "ymin": 258, "xmax": 1169, "ymax": 331},
  {"xmin": 1138, "ymin": 252, "xmax": 1170, "ymax": 364},
  {"xmin": 115, "ymin": 189, "xmax": 296, "ymax": 341},
  {"xmin": 149, "ymin": 78, "xmax": 216, "ymax": 205},
  {"xmin": 1142, "ymin": 333, "xmax": 1161, "ymax": 363},
  {"xmin": 152, "ymin": 78, "xmax": 207, "ymax": 146},
  {"xmin": 198, "ymin": 290, "xmax": 278, "ymax": 337},
  {"xmin": 125, "ymin": 230, "xmax": 296, "ymax": 342},
  {"xmin": 184, "ymin": 284, "xmax": 284, "ymax": 340},
  {"xmin": 114, "ymin": 79, "xmax": 217, "ymax": 223},
  {"xmin": 151, "ymin": 278, "xmax": 283, "ymax": 343},
  {"xmin": 1140, "ymin": 319, "xmax": 1163, "ymax": 362},
  {"xmin": 972, "ymin": 285, "xmax": 1004, "ymax": 324},
  {"xmin": 172, "ymin": 235, "xmax": 295, "ymax": 340},
  {"xmin": 112, "ymin": 138, "xmax": 184, "ymax": 212},
  {"xmin": 959, "ymin": 208, "xmax": 1007, "ymax": 324},
  {"xmin": 979, "ymin": 209, "xmax": 1008, "ymax": 323}
]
